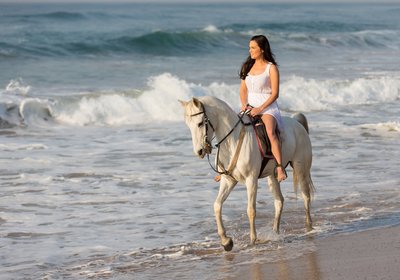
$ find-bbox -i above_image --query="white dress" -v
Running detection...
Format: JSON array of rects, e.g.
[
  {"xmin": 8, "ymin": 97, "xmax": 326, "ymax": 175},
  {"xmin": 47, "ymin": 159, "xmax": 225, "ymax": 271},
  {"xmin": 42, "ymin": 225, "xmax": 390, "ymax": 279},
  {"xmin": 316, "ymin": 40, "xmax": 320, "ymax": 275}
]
[{"xmin": 246, "ymin": 62, "xmax": 284, "ymax": 132}]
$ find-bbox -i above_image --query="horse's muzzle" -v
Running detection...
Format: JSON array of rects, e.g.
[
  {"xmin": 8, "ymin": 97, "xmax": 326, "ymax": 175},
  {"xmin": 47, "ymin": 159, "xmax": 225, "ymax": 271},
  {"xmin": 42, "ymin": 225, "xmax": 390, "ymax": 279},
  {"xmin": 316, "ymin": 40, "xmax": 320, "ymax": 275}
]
[
  {"xmin": 197, "ymin": 149, "xmax": 206, "ymax": 158},
  {"xmin": 197, "ymin": 144, "xmax": 212, "ymax": 159}
]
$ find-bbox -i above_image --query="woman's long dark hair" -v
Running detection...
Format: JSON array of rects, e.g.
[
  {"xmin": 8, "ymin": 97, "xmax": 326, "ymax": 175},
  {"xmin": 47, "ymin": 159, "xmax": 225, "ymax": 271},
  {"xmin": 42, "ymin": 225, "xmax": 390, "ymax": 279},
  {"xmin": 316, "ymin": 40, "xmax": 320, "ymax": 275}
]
[{"xmin": 239, "ymin": 35, "xmax": 277, "ymax": 80}]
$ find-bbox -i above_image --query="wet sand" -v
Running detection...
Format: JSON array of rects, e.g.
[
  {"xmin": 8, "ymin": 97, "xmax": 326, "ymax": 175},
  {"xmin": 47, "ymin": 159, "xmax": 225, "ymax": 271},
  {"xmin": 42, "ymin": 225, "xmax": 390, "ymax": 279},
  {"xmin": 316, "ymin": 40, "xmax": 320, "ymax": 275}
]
[{"xmin": 233, "ymin": 226, "xmax": 400, "ymax": 280}]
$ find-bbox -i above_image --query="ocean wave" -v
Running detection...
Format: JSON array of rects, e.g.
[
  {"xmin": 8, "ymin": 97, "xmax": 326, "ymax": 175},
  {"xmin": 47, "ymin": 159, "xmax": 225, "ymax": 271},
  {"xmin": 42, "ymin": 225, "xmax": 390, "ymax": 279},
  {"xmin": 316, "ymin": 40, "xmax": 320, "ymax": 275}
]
[
  {"xmin": 1, "ymin": 73, "xmax": 399, "ymax": 127},
  {"xmin": 108, "ymin": 30, "xmax": 225, "ymax": 55},
  {"xmin": 1, "ymin": 23, "xmax": 399, "ymax": 59},
  {"xmin": 0, "ymin": 29, "xmax": 232, "ymax": 58},
  {"xmin": 7, "ymin": 11, "xmax": 87, "ymax": 21},
  {"xmin": 5, "ymin": 78, "xmax": 31, "ymax": 95},
  {"xmin": 313, "ymin": 30, "xmax": 398, "ymax": 49},
  {"xmin": 228, "ymin": 20, "xmax": 367, "ymax": 33},
  {"xmin": 110, "ymin": 25, "xmax": 400, "ymax": 55},
  {"xmin": 54, "ymin": 73, "xmax": 400, "ymax": 126},
  {"xmin": 360, "ymin": 121, "xmax": 400, "ymax": 134},
  {"xmin": 280, "ymin": 75, "xmax": 400, "ymax": 111}
]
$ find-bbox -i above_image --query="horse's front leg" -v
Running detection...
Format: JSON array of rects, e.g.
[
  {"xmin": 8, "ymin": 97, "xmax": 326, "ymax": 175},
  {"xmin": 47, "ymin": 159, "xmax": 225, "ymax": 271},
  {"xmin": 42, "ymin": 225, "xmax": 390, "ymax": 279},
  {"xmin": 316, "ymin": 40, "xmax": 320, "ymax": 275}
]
[
  {"xmin": 245, "ymin": 177, "xmax": 258, "ymax": 245},
  {"xmin": 214, "ymin": 175, "xmax": 237, "ymax": 251},
  {"xmin": 267, "ymin": 175, "xmax": 284, "ymax": 233}
]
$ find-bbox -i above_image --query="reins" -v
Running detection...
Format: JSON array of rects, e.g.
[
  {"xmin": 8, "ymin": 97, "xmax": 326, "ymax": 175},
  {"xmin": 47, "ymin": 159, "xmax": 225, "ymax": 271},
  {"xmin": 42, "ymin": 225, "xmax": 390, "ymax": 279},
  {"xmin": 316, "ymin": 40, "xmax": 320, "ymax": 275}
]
[
  {"xmin": 190, "ymin": 101, "xmax": 274, "ymax": 180},
  {"xmin": 207, "ymin": 114, "xmax": 247, "ymax": 176},
  {"xmin": 211, "ymin": 124, "xmax": 247, "ymax": 176},
  {"xmin": 214, "ymin": 116, "xmax": 243, "ymax": 148},
  {"xmin": 190, "ymin": 103, "xmax": 251, "ymax": 177}
]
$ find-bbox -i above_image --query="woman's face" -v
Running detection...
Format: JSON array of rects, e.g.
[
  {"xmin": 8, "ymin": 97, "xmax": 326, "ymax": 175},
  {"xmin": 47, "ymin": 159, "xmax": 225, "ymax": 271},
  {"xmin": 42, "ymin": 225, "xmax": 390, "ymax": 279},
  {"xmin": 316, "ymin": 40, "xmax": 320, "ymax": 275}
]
[{"xmin": 249, "ymin": 40, "xmax": 263, "ymax": 60}]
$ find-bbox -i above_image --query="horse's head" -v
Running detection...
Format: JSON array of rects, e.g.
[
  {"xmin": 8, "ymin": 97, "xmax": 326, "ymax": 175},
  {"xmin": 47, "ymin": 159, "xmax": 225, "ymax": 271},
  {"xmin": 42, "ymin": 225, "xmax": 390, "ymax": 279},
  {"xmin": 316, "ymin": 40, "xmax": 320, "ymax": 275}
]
[{"xmin": 179, "ymin": 97, "xmax": 214, "ymax": 159}]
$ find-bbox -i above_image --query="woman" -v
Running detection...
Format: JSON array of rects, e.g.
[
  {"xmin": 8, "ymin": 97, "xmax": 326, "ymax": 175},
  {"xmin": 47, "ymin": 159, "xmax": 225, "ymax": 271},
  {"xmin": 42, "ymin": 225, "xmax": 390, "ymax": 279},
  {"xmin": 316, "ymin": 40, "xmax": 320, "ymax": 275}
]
[{"xmin": 239, "ymin": 35, "xmax": 287, "ymax": 182}]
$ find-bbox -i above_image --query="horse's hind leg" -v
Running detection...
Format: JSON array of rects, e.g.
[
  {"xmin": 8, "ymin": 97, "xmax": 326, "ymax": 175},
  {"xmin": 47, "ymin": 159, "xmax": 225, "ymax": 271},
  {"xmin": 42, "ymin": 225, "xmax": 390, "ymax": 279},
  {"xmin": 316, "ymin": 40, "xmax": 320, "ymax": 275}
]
[
  {"xmin": 267, "ymin": 175, "xmax": 284, "ymax": 234},
  {"xmin": 214, "ymin": 176, "xmax": 237, "ymax": 251},
  {"xmin": 297, "ymin": 169, "xmax": 313, "ymax": 231},
  {"xmin": 301, "ymin": 181, "xmax": 313, "ymax": 232}
]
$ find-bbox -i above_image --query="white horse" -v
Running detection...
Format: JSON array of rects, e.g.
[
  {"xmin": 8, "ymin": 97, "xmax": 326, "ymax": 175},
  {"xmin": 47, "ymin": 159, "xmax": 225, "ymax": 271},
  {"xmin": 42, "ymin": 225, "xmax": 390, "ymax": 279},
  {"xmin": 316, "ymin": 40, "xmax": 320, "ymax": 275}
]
[{"xmin": 179, "ymin": 96, "xmax": 314, "ymax": 251}]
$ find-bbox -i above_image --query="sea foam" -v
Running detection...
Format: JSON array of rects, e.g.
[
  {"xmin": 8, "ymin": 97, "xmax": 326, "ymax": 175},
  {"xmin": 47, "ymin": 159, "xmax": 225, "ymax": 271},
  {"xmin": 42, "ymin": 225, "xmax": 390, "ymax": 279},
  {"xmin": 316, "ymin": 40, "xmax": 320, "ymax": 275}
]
[
  {"xmin": 5, "ymin": 78, "xmax": 31, "ymax": 95},
  {"xmin": 280, "ymin": 75, "xmax": 400, "ymax": 111},
  {"xmin": 1, "ymin": 73, "xmax": 399, "ymax": 127}
]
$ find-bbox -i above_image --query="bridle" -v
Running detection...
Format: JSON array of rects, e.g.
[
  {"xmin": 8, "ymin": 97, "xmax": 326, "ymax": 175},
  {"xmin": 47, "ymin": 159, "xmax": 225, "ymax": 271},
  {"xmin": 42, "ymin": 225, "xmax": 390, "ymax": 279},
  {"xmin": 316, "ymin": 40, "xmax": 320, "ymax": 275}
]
[
  {"xmin": 189, "ymin": 102, "xmax": 248, "ymax": 176},
  {"xmin": 189, "ymin": 103, "xmax": 215, "ymax": 155}
]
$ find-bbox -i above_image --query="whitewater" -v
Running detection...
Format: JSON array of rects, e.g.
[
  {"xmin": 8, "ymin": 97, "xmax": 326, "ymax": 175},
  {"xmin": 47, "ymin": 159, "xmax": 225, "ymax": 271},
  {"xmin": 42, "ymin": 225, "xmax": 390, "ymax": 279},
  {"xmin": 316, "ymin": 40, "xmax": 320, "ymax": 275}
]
[{"xmin": 0, "ymin": 2, "xmax": 399, "ymax": 279}]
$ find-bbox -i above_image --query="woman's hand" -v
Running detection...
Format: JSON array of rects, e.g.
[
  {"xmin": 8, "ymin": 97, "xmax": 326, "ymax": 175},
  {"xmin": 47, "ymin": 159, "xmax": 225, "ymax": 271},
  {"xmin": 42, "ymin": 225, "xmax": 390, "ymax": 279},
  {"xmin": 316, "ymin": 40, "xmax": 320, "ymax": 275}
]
[{"xmin": 250, "ymin": 106, "xmax": 263, "ymax": 116}]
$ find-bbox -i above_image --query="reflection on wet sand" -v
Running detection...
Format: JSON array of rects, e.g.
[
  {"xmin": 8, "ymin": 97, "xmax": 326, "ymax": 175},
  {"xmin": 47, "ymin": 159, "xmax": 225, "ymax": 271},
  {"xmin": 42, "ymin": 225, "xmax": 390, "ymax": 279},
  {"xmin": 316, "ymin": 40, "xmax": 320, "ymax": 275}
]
[
  {"xmin": 230, "ymin": 250, "xmax": 321, "ymax": 280},
  {"xmin": 228, "ymin": 227, "xmax": 400, "ymax": 280},
  {"xmin": 228, "ymin": 237, "xmax": 321, "ymax": 280}
]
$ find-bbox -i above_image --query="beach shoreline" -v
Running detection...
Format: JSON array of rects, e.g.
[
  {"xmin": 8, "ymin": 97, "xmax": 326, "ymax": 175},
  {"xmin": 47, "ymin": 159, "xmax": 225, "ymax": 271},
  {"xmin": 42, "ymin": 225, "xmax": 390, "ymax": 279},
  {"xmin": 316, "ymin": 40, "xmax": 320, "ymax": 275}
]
[{"xmin": 233, "ymin": 226, "xmax": 400, "ymax": 280}]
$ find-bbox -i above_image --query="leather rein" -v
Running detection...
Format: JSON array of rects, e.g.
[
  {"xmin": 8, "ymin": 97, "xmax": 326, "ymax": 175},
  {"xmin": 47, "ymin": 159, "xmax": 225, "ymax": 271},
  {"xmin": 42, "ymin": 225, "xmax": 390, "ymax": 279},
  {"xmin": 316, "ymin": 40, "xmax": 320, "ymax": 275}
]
[{"xmin": 190, "ymin": 103, "xmax": 250, "ymax": 177}]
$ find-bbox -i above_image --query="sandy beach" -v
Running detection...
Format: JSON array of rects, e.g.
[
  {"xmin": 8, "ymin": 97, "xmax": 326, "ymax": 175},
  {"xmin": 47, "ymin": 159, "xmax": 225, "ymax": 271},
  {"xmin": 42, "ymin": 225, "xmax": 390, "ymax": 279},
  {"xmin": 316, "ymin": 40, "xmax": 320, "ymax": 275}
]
[{"xmin": 233, "ymin": 226, "xmax": 400, "ymax": 280}]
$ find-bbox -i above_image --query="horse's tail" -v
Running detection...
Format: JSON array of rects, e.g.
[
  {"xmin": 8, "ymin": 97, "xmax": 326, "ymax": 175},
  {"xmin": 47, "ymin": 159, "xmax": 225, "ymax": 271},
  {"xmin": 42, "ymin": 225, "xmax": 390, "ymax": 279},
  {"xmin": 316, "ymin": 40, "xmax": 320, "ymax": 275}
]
[
  {"xmin": 292, "ymin": 112, "xmax": 309, "ymax": 134},
  {"xmin": 291, "ymin": 112, "xmax": 315, "ymax": 198},
  {"xmin": 293, "ymin": 167, "xmax": 315, "ymax": 199}
]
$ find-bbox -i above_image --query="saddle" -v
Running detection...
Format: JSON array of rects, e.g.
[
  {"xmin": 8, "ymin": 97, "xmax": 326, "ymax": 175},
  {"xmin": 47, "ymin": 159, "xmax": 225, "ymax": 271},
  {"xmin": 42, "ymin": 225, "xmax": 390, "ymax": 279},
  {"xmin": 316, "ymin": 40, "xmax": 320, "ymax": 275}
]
[
  {"xmin": 250, "ymin": 116, "xmax": 279, "ymax": 177},
  {"xmin": 214, "ymin": 114, "xmax": 279, "ymax": 182}
]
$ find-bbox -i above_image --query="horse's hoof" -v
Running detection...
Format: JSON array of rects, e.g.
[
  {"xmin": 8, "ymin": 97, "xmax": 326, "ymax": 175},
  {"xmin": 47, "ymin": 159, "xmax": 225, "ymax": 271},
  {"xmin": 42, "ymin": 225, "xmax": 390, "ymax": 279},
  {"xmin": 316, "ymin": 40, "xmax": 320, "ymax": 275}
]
[
  {"xmin": 222, "ymin": 238, "xmax": 233, "ymax": 251},
  {"xmin": 306, "ymin": 225, "xmax": 314, "ymax": 232}
]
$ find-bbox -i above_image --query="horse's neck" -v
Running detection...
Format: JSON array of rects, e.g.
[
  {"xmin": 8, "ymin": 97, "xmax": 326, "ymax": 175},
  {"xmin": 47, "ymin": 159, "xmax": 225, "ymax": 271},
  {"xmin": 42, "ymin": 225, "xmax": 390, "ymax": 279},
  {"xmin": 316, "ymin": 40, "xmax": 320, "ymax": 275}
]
[
  {"xmin": 202, "ymin": 98, "xmax": 243, "ymax": 151},
  {"xmin": 213, "ymin": 111, "xmax": 241, "ymax": 151}
]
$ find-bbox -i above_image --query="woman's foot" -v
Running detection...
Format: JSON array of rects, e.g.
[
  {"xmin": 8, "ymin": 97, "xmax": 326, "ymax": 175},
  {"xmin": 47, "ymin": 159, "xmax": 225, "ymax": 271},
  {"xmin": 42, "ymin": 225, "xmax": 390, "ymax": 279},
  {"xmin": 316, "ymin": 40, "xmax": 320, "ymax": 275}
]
[{"xmin": 275, "ymin": 164, "xmax": 287, "ymax": 182}]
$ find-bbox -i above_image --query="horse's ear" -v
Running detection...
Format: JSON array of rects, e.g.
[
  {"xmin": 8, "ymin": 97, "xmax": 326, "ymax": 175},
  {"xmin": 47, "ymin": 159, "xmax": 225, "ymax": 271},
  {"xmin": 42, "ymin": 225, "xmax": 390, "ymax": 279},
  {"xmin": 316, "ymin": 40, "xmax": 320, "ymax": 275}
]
[
  {"xmin": 178, "ymin": 99, "xmax": 188, "ymax": 107},
  {"xmin": 192, "ymin": 97, "xmax": 202, "ymax": 109}
]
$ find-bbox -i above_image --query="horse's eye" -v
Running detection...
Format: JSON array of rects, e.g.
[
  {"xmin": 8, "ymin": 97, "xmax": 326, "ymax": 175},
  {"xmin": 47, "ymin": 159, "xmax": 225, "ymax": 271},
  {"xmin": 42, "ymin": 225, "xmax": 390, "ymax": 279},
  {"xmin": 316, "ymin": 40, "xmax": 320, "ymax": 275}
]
[{"xmin": 198, "ymin": 121, "xmax": 204, "ymax": 128}]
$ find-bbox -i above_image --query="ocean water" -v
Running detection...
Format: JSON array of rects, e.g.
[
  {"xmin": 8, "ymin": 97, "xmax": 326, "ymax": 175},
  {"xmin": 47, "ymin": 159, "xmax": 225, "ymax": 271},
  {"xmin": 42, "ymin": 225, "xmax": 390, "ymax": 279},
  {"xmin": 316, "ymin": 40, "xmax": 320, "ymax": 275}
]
[{"xmin": 0, "ymin": 2, "xmax": 399, "ymax": 279}]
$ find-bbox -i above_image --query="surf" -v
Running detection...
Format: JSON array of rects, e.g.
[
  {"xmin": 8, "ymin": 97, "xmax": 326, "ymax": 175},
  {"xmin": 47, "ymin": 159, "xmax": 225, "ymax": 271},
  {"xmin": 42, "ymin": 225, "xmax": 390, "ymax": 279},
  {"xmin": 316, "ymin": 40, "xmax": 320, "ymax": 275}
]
[{"xmin": 1, "ymin": 73, "xmax": 399, "ymax": 127}]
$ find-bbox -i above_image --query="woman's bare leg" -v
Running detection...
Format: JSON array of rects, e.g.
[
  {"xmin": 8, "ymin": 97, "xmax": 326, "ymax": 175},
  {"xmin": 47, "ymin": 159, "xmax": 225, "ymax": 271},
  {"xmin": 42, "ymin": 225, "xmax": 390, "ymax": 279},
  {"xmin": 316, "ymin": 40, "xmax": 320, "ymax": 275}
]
[{"xmin": 261, "ymin": 114, "xmax": 287, "ymax": 182}]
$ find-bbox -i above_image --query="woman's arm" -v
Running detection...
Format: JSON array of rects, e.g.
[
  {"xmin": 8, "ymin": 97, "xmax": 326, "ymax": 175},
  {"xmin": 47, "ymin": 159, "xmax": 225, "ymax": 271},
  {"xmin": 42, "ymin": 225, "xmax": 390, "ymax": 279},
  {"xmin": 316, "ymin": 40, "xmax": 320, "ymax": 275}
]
[{"xmin": 239, "ymin": 79, "xmax": 248, "ymax": 111}]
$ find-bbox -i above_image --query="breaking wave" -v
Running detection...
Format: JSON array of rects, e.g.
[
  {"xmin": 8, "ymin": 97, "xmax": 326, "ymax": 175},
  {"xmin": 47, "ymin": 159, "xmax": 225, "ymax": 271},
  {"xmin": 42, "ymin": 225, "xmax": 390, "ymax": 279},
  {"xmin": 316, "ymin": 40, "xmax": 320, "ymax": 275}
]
[{"xmin": 1, "ymin": 73, "xmax": 399, "ymax": 127}]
